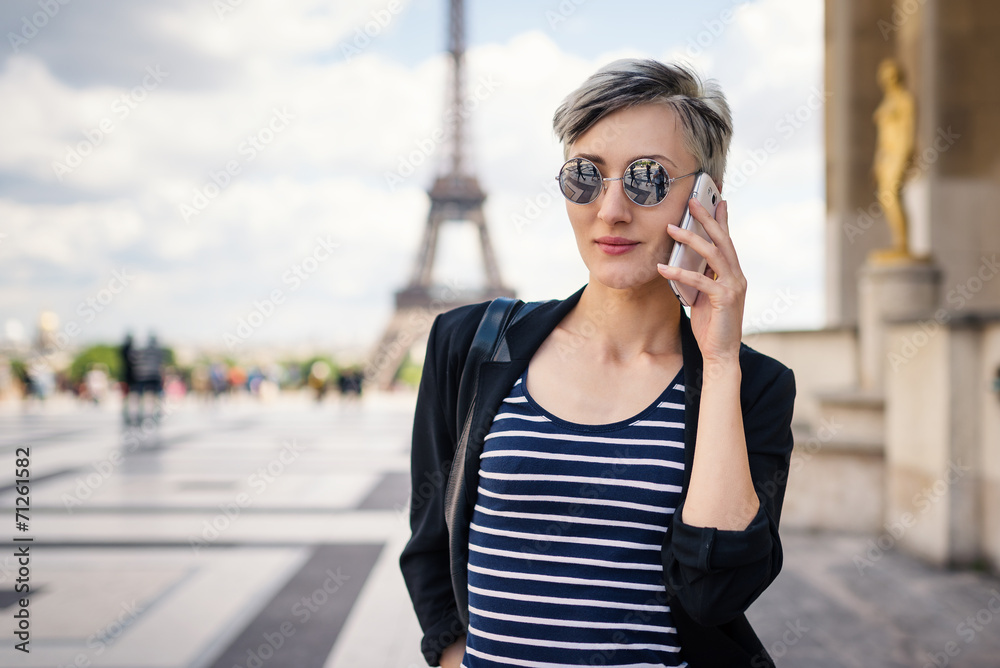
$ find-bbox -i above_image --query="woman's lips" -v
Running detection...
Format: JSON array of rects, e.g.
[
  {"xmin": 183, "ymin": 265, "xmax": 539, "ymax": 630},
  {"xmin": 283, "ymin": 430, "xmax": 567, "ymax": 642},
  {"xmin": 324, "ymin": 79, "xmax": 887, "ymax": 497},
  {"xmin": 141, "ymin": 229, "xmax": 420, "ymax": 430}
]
[{"xmin": 595, "ymin": 236, "xmax": 639, "ymax": 255}]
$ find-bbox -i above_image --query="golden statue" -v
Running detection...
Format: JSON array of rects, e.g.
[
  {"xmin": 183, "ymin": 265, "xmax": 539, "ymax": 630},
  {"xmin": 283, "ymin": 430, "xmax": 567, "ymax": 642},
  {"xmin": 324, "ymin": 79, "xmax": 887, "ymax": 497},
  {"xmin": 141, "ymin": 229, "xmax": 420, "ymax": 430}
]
[{"xmin": 871, "ymin": 58, "xmax": 916, "ymax": 263}]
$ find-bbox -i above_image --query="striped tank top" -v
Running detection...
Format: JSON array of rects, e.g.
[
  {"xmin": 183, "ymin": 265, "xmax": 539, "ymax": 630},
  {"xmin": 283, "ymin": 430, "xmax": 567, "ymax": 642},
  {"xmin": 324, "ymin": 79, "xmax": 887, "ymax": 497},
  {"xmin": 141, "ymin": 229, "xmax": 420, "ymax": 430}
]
[{"xmin": 462, "ymin": 367, "xmax": 688, "ymax": 668}]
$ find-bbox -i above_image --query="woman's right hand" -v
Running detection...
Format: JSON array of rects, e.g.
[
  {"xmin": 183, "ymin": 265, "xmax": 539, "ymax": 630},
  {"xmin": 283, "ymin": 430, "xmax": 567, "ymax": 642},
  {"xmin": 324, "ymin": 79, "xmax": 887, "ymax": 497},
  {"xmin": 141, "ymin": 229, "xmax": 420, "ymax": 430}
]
[{"xmin": 439, "ymin": 636, "xmax": 466, "ymax": 668}]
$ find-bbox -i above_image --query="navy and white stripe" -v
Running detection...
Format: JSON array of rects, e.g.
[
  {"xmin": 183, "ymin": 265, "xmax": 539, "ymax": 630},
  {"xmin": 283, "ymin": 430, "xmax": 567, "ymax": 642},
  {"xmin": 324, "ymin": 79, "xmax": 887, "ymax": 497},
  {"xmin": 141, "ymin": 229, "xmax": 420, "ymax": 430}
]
[{"xmin": 463, "ymin": 368, "xmax": 687, "ymax": 668}]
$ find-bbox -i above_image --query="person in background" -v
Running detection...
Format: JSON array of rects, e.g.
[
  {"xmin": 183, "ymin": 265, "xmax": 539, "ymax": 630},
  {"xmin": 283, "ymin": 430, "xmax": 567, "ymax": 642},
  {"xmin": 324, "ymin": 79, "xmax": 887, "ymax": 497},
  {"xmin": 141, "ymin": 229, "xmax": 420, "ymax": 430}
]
[
  {"xmin": 119, "ymin": 333, "xmax": 137, "ymax": 425},
  {"xmin": 131, "ymin": 334, "xmax": 165, "ymax": 426}
]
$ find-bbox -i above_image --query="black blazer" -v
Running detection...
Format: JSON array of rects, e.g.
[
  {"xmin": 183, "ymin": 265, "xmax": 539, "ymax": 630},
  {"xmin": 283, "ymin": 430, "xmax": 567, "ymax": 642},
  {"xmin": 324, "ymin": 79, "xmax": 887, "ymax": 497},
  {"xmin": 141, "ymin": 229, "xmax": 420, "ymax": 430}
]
[{"xmin": 400, "ymin": 284, "xmax": 796, "ymax": 667}]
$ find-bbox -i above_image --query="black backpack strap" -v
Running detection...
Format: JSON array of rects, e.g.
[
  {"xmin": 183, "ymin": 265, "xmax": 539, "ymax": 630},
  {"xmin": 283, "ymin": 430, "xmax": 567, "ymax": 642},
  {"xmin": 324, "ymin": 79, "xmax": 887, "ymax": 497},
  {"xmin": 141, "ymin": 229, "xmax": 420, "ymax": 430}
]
[
  {"xmin": 457, "ymin": 297, "xmax": 519, "ymax": 403},
  {"xmin": 445, "ymin": 296, "xmax": 543, "ymax": 627},
  {"xmin": 455, "ymin": 296, "xmax": 546, "ymax": 443}
]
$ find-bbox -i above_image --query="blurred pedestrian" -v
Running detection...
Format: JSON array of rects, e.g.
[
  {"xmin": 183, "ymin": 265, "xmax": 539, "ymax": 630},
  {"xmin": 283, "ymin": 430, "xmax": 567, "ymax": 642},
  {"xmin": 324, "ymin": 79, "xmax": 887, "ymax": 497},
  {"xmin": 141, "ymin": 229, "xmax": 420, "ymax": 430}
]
[
  {"xmin": 337, "ymin": 367, "xmax": 363, "ymax": 400},
  {"xmin": 308, "ymin": 360, "xmax": 330, "ymax": 402},
  {"xmin": 84, "ymin": 363, "xmax": 109, "ymax": 405},
  {"xmin": 131, "ymin": 334, "xmax": 165, "ymax": 426},
  {"xmin": 209, "ymin": 363, "xmax": 229, "ymax": 397},
  {"xmin": 120, "ymin": 333, "xmax": 138, "ymax": 424}
]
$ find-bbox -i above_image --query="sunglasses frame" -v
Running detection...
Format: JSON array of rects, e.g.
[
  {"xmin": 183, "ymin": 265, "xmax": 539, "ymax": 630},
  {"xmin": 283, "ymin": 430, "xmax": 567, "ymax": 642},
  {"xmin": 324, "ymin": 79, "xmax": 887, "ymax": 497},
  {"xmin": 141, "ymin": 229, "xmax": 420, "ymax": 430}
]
[{"xmin": 556, "ymin": 157, "xmax": 699, "ymax": 207}]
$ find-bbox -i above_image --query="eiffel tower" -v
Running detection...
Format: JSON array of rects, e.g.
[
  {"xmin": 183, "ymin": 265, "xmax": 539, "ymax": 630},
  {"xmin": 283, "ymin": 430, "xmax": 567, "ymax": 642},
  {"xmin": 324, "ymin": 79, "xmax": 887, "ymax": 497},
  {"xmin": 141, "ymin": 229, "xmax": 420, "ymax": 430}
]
[{"xmin": 367, "ymin": 0, "xmax": 514, "ymax": 389}]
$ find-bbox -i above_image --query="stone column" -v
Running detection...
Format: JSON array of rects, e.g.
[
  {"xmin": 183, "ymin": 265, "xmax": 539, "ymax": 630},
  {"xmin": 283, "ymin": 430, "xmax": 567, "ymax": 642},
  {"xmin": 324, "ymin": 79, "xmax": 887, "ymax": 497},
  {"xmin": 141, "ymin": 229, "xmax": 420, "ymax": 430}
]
[
  {"xmin": 824, "ymin": 0, "xmax": 896, "ymax": 328},
  {"xmin": 857, "ymin": 259, "xmax": 940, "ymax": 391},
  {"xmin": 883, "ymin": 320, "xmax": 982, "ymax": 567}
]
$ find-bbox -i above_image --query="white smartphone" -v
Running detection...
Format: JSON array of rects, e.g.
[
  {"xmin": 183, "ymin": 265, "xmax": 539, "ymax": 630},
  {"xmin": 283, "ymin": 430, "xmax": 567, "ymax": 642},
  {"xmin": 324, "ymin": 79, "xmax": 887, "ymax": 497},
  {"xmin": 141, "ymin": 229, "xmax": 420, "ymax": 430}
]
[{"xmin": 666, "ymin": 173, "xmax": 721, "ymax": 307}]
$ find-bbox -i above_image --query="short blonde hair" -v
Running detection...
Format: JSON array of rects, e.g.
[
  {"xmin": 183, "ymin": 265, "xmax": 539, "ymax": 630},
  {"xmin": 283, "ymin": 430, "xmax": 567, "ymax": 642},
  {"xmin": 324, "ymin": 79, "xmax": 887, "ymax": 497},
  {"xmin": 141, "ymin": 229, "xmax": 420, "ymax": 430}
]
[{"xmin": 553, "ymin": 59, "xmax": 733, "ymax": 190}]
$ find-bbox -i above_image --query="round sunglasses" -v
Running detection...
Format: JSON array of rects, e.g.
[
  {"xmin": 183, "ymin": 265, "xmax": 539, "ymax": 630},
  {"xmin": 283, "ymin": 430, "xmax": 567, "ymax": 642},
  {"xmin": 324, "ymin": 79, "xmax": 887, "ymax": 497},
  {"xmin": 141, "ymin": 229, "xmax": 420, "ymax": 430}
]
[{"xmin": 556, "ymin": 157, "xmax": 699, "ymax": 207}]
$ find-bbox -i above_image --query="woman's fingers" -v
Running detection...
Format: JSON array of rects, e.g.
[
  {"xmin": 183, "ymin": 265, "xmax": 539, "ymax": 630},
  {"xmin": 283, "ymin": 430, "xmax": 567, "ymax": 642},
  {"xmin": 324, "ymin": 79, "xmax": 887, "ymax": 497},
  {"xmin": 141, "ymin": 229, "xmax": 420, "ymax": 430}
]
[
  {"xmin": 669, "ymin": 198, "xmax": 745, "ymax": 284},
  {"xmin": 690, "ymin": 198, "xmax": 742, "ymax": 276},
  {"xmin": 714, "ymin": 198, "xmax": 729, "ymax": 233},
  {"xmin": 657, "ymin": 262, "xmax": 723, "ymax": 297},
  {"xmin": 666, "ymin": 220, "xmax": 730, "ymax": 280}
]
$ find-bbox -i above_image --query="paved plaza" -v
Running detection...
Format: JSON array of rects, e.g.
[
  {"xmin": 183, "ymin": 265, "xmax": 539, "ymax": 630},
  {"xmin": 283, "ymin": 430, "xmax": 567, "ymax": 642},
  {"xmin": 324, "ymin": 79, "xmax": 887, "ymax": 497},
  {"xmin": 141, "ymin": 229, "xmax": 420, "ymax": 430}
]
[{"xmin": 0, "ymin": 392, "xmax": 998, "ymax": 668}]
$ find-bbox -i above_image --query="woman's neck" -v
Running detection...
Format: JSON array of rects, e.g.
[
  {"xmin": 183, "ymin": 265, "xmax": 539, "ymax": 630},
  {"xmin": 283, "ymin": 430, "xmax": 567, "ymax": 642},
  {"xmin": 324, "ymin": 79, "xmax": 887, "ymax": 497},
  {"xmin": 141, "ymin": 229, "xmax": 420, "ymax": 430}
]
[{"xmin": 569, "ymin": 278, "xmax": 683, "ymax": 361}]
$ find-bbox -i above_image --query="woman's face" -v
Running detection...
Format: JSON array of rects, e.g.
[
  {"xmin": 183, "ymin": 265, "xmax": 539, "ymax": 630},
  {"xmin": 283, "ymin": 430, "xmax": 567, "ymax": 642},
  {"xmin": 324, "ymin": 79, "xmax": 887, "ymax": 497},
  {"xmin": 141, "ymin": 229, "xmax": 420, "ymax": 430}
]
[{"xmin": 565, "ymin": 103, "xmax": 700, "ymax": 292}]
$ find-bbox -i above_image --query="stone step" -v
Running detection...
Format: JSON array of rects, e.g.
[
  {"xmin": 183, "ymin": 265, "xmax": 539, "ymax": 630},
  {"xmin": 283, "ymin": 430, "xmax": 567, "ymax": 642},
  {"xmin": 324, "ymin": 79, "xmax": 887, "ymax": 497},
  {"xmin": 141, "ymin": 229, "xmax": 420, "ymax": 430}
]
[
  {"xmin": 792, "ymin": 423, "xmax": 883, "ymax": 457},
  {"xmin": 815, "ymin": 388, "xmax": 886, "ymax": 445},
  {"xmin": 784, "ymin": 424, "xmax": 884, "ymax": 533}
]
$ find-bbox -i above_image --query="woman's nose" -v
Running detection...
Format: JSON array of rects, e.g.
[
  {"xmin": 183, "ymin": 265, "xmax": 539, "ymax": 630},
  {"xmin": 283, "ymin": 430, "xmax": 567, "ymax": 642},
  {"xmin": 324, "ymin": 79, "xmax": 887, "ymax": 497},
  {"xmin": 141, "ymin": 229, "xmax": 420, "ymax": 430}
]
[{"xmin": 597, "ymin": 177, "xmax": 633, "ymax": 225}]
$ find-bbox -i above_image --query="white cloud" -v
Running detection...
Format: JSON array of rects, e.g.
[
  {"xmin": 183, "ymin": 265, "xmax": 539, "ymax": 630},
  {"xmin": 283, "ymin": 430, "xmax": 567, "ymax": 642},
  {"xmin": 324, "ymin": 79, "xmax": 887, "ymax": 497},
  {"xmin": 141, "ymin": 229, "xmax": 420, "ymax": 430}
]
[{"xmin": 0, "ymin": 198, "xmax": 144, "ymax": 265}]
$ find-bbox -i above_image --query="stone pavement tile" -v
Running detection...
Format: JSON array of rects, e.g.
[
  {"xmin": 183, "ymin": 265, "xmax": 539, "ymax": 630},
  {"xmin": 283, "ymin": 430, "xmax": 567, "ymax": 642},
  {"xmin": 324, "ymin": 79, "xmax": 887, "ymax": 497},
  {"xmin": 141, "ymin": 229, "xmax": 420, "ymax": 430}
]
[
  {"xmin": 21, "ymin": 469, "xmax": 382, "ymax": 512},
  {"xmin": 0, "ymin": 546, "xmax": 309, "ymax": 668},
  {"xmin": 29, "ymin": 510, "xmax": 406, "ymax": 546},
  {"xmin": 356, "ymin": 472, "xmax": 412, "ymax": 512},
  {"xmin": 324, "ymin": 529, "xmax": 426, "ymax": 668},
  {"xmin": 747, "ymin": 531, "xmax": 1000, "ymax": 668},
  {"xmin": 0, "ymin": 400, "xmax": 413, "ymax": 520},
  {"xmin": 207, "ymin": 544, "xmax": 382, "ymax": 668}
]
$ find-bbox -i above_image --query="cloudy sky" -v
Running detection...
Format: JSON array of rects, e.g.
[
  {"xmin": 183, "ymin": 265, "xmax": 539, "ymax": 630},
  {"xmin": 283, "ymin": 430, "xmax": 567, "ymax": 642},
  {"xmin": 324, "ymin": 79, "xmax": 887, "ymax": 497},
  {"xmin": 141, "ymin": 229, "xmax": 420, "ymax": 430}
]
[{"xmin": 0, "ymin": 0, "xmax": 825, "ymax": 357}]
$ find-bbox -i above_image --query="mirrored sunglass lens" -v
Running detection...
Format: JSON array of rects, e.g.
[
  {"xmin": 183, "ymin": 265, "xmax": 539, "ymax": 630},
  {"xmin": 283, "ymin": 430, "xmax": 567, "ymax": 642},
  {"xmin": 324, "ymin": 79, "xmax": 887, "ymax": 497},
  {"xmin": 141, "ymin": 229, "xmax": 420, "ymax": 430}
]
[
  {"xmin": 559, "ymin": 158, "xmax": 601, "ymax": 204},
  {"xmin": 623, "ymin": 159, "xmax": 669, "ymax": 206}
]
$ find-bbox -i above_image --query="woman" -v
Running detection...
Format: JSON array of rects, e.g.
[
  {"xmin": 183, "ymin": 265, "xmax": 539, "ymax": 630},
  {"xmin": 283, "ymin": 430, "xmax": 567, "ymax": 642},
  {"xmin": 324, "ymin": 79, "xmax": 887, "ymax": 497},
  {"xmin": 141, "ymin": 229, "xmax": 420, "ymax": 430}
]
[{"xmin": 401, "ymin": 59, "xmax": 796, "ymax": 668}]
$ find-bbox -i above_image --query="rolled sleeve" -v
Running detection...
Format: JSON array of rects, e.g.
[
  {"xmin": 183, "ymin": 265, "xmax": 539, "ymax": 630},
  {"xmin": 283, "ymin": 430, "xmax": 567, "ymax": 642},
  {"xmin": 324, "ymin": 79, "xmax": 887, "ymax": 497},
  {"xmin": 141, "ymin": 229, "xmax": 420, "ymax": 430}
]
[
  {"xmin": 663, "ymin": 499, "xmax": 778, "ymax": 625},
  {"xmin": 662, "ymin": 364, "xmax": 795, "ymax": 627},
  {"xmin": 669, "ymin": 500, "xmax": 774, "ymax": 573}
]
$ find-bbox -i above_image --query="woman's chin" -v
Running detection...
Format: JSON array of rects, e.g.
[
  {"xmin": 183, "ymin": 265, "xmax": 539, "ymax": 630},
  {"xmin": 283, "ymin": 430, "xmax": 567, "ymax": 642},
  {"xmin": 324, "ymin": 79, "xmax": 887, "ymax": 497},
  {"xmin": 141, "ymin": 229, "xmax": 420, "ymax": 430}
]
[{"xmin": 589, "ymin": 264, "xmax": 662, "ymax": 291}]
